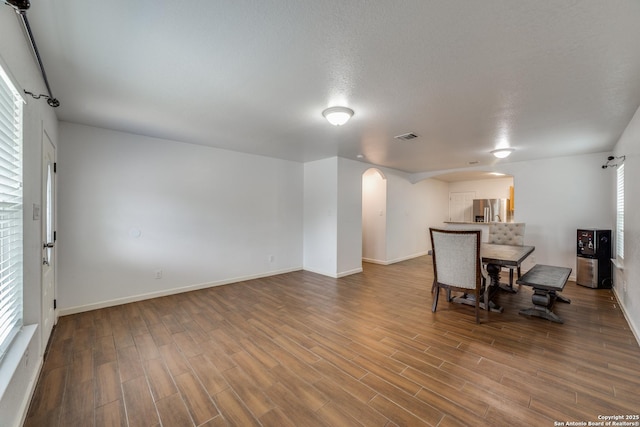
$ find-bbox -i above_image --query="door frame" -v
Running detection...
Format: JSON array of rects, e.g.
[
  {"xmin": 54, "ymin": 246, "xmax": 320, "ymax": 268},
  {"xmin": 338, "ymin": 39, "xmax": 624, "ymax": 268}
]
[{"xmin": 41, "ymin": 126, "xmax": 57, "ymax": 350}]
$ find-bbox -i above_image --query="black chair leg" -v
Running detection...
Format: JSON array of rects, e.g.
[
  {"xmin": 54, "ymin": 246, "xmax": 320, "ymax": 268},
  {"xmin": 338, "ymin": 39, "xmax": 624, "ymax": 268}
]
[
  {"xmin": 475, "ymin": 290, "xmax": 480, "ymax": 324},
  {"xmin": 432, "ymin": 285, "xmax": 440, "ymax": 312},
  {"xmin": 483, "ymin": 285, "xmax": 489, "ymax": 314}
]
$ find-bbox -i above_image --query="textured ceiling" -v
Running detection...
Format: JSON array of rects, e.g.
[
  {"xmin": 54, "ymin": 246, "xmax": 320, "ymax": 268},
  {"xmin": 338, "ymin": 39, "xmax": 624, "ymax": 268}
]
[{"xmin": 22, "ymin": 0, "xmax": 640, "ymax": 174}]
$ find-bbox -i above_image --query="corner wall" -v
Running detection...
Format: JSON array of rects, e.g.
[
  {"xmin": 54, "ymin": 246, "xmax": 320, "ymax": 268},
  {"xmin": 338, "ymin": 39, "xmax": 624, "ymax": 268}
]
[
  {"xmin": 386, "ymin": 175, "xmax": 450, "ymax": 262},
  {"xmin": 337, "ymin": 158, "xmax": 364, "ymax": 276},
  {"xmin": 612, "ymin": 104, "xmax": 640, "ymax": 341},
  {"xmin": 359, "ymin": 163, "xmax": 451, "ymax": 266},
  {"xmin": 1, "ymin": 7, "xmax": 59, "ymax": 427},
  {"xmin": 499, "ymin": 153, "xmax": 613, "ymax": 273},
  {"xmin": 303, "ymin": 158, "xmax": 339, "ymax": 276}
]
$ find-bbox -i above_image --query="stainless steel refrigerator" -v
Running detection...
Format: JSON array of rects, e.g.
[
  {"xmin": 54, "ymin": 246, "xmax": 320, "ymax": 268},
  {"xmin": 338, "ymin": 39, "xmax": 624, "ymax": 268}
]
[{"xmin": 473, "ymin": 199, "xmax": 510, "ymax": 222}]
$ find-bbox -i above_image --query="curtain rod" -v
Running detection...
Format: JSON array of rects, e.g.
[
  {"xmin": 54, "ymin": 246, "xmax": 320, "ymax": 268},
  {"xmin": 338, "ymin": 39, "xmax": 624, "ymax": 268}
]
[{"xmin": 5, "ymin": 0, "xmax": 60, "ymax": 107}]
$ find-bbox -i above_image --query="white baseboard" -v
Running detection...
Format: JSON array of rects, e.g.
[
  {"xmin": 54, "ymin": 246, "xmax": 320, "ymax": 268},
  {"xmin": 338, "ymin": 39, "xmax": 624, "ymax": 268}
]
[
  {"xmin": 388, "ymin": 251, "xmax": 429, "ymax": 264},
  {"xmin": 58, "ymin": 267, "xmax": 302, "ymax": 316},
  {"xmin": 612, "ymin": 286, "xmax": 640, "ymax": 347},
  {"xmin": 301, "ymin": 266, "xmax": 363, "ymax": 278},
  {"xmin": 362, "ymin": 257, "xmax": 388, "ymax": 265},
  {"xmin": 301, "ymin": 266, "xmax": 331, "ymax": 277},
  {"xmin": 336, "ymin": 267, "xmax": 363, "ymax": 278},
  {"xmin": 363, "ymin": 251, "xmax": 428, "ymax": 266}
]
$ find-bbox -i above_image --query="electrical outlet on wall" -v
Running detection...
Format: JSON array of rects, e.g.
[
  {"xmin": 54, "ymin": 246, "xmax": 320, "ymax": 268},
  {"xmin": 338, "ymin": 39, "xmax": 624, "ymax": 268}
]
[{"xmin": 155, "ymin": 270, "xmax": 162, "ymax": 279}]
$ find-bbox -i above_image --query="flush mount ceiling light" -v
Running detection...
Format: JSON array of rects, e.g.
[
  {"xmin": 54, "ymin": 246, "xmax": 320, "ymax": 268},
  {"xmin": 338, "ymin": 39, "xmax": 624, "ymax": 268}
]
[
  {"xmin": 322, "ymin": 106, "xmax": 354, "ymax": 126},
  {"xmin": 491, "ymin": 148, "xmax": 515, "ymax": 159}
]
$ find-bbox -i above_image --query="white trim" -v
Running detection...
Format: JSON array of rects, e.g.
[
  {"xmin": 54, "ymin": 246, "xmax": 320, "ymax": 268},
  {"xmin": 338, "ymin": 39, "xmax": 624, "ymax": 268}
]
[
  {"xmin": 362, "ymin": 258, "xmax": 388, "ymax": 265},
  {"xmin": 363, "ymin": 251, "xmax": 429, "ymax": 266},
  {"xmin": 17, "ymin": 350, "xmax": 42, "ymax": 427},
  {"xmin": 611, "ymin": 258, "xmax": 624, "ymax": 271},
  {"xmin": 0, "ymin": 52, "xmax": 26, "ymax": 104},
  {"xmin": 302, "ymin": 267, "xmax": 337, "ymax": 278},
  {"xmin": 612, "ymin": 286, "xmax": 640, "ymax": 347},
  {"xmin": 336, "ymin": 267, "xmax": 363, "ymax": 278},
  {"xmin": 58, "ymin": 267, "xmax": 302, "ymax": 316},
  {"xmin": 0, "ymin": 325, "xmax": 37, "ymax": 402},
  {"xmin": 0, "ymin": 58, "xmax": 25, "ymax": 364},
  {"xmin": 387, "ymin": 251, "xmax": 429, "ymax": 265},
  {"xmin": 391, "ymin": 251, "xmax": 430, "ymax": 263},
  {"xmin": 301, "ymin": 267, "xmax": 363, "ymax": 279}
]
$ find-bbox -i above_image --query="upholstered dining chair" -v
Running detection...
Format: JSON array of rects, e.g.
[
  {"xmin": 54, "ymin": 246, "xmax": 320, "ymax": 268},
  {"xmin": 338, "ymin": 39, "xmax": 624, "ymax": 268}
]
[
  {"xmin": 429, "ymin": 228, "xmax": 487, "ymax": 324},
  {"xmin": 488, "ymin": 222, "xmax": 526, "ymax": 291}
]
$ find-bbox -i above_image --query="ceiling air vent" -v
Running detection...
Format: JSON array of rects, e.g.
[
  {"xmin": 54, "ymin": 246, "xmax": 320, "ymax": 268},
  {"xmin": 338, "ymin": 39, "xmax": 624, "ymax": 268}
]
[{"xmin": 394, "ymin": 132, "xmax": 418, "ymax": 141}]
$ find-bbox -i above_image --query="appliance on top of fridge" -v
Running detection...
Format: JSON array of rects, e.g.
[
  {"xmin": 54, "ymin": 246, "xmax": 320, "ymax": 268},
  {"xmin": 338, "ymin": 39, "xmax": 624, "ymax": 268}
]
[
  {"xmin": 473, "ymin": 199, "xmax": 511, "ymax": 222},
  {"xmin": 576, "ymin": 229, "xmax": 612, "ymax": 288}
]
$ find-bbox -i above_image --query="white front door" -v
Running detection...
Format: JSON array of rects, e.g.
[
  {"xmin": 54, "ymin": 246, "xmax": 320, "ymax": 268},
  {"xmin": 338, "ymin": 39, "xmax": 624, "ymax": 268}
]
[{"xmin": 41, "ymin": 129, "xmax": 57, "ymax": 349}]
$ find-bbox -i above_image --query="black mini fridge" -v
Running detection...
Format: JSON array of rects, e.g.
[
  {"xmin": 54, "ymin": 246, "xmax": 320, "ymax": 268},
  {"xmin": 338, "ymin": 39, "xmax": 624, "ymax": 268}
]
[{"xmin": 576, "ymin": 229, "xmax": 612, "ymax": 288}]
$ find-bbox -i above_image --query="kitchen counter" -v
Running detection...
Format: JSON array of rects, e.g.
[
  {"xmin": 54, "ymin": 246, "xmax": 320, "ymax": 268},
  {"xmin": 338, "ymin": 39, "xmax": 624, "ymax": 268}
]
[{"xmin": 443, "ymin": 221, "xmax": 491, "ymax": 242}]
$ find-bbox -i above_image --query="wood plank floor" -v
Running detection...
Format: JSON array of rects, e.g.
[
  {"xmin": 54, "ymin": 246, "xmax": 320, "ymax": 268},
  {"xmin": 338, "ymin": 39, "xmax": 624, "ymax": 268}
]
[{"xmin": 24, "ymin": 256, "xmax": 640, "ymax": 426}]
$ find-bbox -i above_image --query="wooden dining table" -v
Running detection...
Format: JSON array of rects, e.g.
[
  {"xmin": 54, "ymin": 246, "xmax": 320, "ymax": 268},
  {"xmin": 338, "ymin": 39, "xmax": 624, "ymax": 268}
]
[{"xmin": 452, "ymin": 243, "xmax": 535, "ymax": 313}]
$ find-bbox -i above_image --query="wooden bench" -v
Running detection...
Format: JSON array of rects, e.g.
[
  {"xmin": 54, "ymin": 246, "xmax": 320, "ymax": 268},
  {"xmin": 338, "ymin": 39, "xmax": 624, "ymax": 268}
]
[{"xmin": 516, "ymin": 264, "xmax": 571, "ymax": 323}]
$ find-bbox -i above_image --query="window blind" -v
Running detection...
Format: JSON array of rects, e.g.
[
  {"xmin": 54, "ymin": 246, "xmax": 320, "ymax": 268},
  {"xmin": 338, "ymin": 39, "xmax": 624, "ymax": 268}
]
[
  {"xmin": 0, "ymin": 63, "xmax": 23, "ymax": 362},
  {"xmin": 616, "ymin": 164, "xmax": 624, "ymax": 260}
]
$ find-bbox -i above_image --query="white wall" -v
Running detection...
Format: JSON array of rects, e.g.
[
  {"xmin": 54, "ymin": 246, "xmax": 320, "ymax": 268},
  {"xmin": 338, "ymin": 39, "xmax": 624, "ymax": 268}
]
[
  {"xmin": 337, "ymin": 158, "xmax": 364, "ymax": 276},
  {"xmin": 499, "ymin": 153, "xmax": 613, "ymax": 272},
  {"xmin": 58, "ymin": 123, "xmax": 303, "ymax": 312},
  {"xmin": 386, "ymin": 174, "xmax": 450, "ymax": 263},
  {"xmin": 1, "ymin": 7, "xmax": 59, "ymax": 427},
  {"xmin": 612, "ymin": 105, "xmax": 640, "ymax": 340},
  {"xmin": 362, "ymin": 169, "xmax": 387, "ymax": 262},
  {"xmin": 305, "ymin": 159, "xmax": 450, "ymax": 272},
  {"xmin": 303, "ymin": 158, "xmax": 338, "ymax": 276},
  {"xmin": 448, "ymin": 177, "xmax": 513, "ymax": 200}
]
